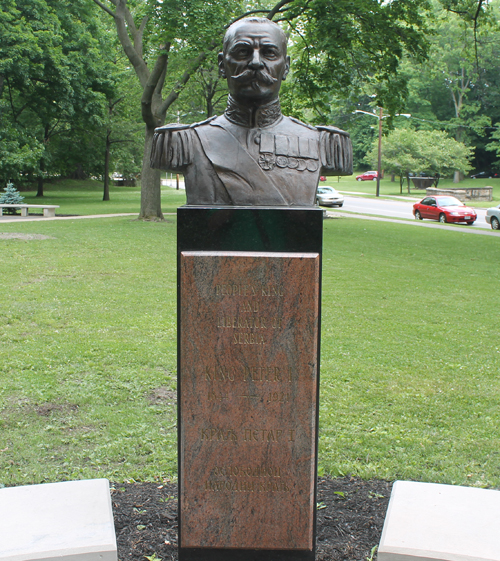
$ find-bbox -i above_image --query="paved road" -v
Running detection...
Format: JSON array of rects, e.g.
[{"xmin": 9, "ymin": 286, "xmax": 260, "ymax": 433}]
[{"xmin": 340, "ymin": 194, "xmax": 490, "ymax": 229}]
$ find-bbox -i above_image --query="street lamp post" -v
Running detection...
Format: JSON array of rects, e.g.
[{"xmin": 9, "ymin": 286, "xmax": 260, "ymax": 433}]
[
  {"xmin": 377, "ymin": 106, "xmax": 383, "ymax": 197},
  {"xmin": 353, "ymin": 109, "xmax": 411, "ymax": 197}
]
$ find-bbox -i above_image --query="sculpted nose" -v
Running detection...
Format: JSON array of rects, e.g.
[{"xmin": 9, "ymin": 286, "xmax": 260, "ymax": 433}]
[{"xmin": 248, "ymin": 49, "xmax": 264, "ymax": 70}]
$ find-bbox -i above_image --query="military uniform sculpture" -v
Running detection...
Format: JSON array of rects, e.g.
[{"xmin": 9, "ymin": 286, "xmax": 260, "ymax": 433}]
[{"xmin": 150, "ymin": 17, "xmax": 352, "ymax": 206}]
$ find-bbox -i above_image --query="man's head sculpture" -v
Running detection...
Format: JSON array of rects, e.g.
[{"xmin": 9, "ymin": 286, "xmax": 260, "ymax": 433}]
[
  {"xmin": 219, "ymin": 18, "xmax": 290, "ymax": 105},
  {"xmin": 150, "ymin": 17, "xmax": 352, "ymax": 206}
]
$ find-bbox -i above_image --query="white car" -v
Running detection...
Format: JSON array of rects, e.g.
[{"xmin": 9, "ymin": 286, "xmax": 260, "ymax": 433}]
[
  {"xmin": 316, "ymin": 186, "xmax": 344, "ymax": 207},
  {"xmin": 485, "ymin": 204, "xmax": 500, "ymax": 230}
]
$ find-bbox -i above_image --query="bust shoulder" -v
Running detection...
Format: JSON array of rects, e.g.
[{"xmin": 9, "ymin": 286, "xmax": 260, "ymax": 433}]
[
  {"xmin": 151, "ymin": 116, "xmax": 217, "ymax": 170},
  {"xmin": 281, "ymin": 117, "xmax": 350, "ymax": 138},
  {"xmin": 279, "ymin": 117, "xmax": 350, "ymax": 140},
  {"xmin": 316, "ymin": 124, "xmax": 350, "ymax": 137},
  {"xmin": 287, "ymin": 116, "xmax": 317, "ymax": 131},
  {"xmin": 316, "ymin": 124, "xmax": 352, "ymax": 175},
  {"xmin": 154, "ymin": 115, "xmax": 218, "ymax": 134}
]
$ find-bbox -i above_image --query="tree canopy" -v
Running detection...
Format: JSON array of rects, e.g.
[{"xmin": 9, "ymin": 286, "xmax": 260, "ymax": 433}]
[
  {"xmin": 0, "ymin": 0, "xmax": 119, "ymax": 192},
  {"xmin": 4, "ymin": 0, "xmax": 500, "ymax": 210},
  {"xmin": 87, "ymin": 0, "xmax": 433, "ymax": 218},
  {"xmin": 280, "ymin": 0, "xmax": 431, "ymax": 119},
  {"xmin": 390, "ymin": 0, "xmax": 500, "ymax": 171},
  {"xmin": 367, "ymin": 127, "xmax": 473, "ymax": 181}
]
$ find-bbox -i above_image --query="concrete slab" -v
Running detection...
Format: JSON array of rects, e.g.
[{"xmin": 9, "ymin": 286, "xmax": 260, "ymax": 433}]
[
  {"xmin": 0, "ymin": 479, "xmax": 117, "ymax": 561},
  {"xmin": 378, "ymin": 481, "xmax": 500, "ymax": 561}
]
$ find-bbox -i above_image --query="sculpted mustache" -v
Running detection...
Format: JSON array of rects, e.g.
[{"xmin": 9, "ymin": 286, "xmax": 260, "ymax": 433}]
[{"xmin": 230, "ymin": 69, "xmax": 278, "ymax": 85}]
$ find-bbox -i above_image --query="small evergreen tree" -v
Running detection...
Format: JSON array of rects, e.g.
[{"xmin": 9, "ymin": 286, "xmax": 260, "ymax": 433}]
[{"xmin": 0, "ymin": 183, "xmax": 25, "ymax": 214}]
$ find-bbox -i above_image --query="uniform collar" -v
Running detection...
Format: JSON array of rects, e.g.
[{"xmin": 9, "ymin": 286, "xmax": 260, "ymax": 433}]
[{"xmin": 224, "ymin": 95, "xmax": 283, "ymax": 128}]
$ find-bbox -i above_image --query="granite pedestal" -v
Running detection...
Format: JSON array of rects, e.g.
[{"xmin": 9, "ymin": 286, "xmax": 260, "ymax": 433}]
[
  {"xmin": 177, "ymin": 207, "xmax": 323, "ymax": 561},
  {"xmin": 0, "ymin": 479, "xmax": 117, "ymax": 561},
  {"xmin": 379, "ymin": 481, "xmax": 500, "ymax": 561}
]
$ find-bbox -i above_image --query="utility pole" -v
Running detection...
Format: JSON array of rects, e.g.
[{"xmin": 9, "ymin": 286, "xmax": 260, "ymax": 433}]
[
  {"xmin": 377, "ymin": 106, "xmax": 383, "ymax": 198},
  {"xmin": 353, "ymin": 109, "xmax": 411, "ymax": 198}
]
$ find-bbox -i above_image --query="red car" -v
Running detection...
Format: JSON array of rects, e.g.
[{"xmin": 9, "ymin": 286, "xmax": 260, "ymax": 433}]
[
  {"xmin": 356, "ymin": 171, "xmax": 378, "ymax": 181},
  {"xmin": 413, "ymin": 196, "xmax": 477, "ymax": 225}
]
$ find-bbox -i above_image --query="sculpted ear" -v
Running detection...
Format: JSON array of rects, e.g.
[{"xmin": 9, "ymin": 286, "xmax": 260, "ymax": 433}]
[
  {"xmin": 282, "ymin": 55, "xmax": 290, "ymax": 81},
  {"xmin": 218, "ymin": 52, "xmax": 226, "ymax": 79}
]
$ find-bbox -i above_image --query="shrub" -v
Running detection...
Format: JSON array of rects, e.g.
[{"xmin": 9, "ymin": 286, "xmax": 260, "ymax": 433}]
[{"xmin": 0, "ymin": 182, "xmax": 24, "ymax": 214}]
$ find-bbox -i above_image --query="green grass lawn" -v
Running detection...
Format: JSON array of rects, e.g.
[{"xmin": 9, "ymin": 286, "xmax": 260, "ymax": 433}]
[
  {"xmin": 18, "ymin": 178, "xmax": 187, "ymax": 216},
  {"xmin": 323, "ymin": 172, "xmax": 500, "ymax": 207},
  {"xmin": 320, "ymin": 218, "xmax": 500, "ymax": 486},
  {"xmin": 1, "ymin": 211, "xmax": 499, "ymax": 487}
]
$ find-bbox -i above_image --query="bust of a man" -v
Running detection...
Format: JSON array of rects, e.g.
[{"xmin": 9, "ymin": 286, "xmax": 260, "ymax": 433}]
[{"xmin": 150, "ymin": 17, "xmax": 352, "ymax": 206}]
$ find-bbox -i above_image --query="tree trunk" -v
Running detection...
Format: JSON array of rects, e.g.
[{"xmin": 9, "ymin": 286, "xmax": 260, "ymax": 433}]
[
  {"xmin": 70, "ymin": 164, "xmax": 86, "ymax": 180},
  {"xmin": 453, "ymin": 171, "xmax": 463, "ymax": 183},
  {"xmin": 36, "ymin": 158, "xmax": 45, "ymax": 197},
  {"xmin": 391, "ymin": 173, "xmax": 395, "ymax": 182},
  {"xmin": 103, "ymin": 130, "xmax": 111, "ymax": 201},
  {"xmin": 139, "ymin": 125, "xmax": 163, "ymax": 220},
  {"xmin": 207, "ymin": 96, "xmax": 214, "ymax": 118}
]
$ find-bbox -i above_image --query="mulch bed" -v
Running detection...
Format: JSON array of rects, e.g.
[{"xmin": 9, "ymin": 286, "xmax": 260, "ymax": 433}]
[{"xmin": 112, "ymin": 477, "xmax": 392, "ymax": 561}]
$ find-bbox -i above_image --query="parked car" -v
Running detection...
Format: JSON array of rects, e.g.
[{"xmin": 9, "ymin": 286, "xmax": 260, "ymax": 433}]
[
  {"xmin": 413, "ymin": 196, "xmax": 477, "ymax": 225},
  {"xmin": 317, "ymin": 186, "xmax": 344, "ymax": 207},
  {"xmin": 356, "ymin": 171, "xmax": 378, "ymax": 181},
  {"xmin": 486, "ymin": 204, "xmax": 500, "ymax": 230},
  {"xmin": 470, "ymin": 171, "xmax": 499, "ymax": 179}
]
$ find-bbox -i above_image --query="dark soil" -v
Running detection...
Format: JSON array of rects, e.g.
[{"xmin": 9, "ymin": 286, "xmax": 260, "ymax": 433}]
[{"xmin": 112, "ymin": 477, "xmax": 392, "ymax": 561}]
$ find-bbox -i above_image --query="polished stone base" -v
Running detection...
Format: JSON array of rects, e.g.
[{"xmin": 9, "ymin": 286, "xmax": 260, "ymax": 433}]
[
  {"xmin": 177, "ymin": 207, "xmax": 323, "ymax": 561},
  {"xmin": 379, "ymin": 481, "xmax": 500, "ymax": 561}
]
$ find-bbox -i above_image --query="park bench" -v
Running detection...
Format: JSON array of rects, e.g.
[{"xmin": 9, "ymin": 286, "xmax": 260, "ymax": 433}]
[{"xmin": 0, "ymin": 203, "xmax": 59, "ymax": 217}]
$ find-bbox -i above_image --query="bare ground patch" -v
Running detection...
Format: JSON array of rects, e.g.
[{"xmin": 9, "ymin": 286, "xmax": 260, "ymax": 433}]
[
  {"xmin": 35, "ymin": 402, "xmax": 79, "ymax": 416},
  {"xmin": 3, "ymin": 398, "xmax": 80, "ymax": 417},
  {"xmin": 148, "ymin": 387, "xmax": 177, "ymax": 405}
]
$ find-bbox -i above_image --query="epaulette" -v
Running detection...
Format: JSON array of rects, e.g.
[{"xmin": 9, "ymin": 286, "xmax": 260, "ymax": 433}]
[
  {"xmin": 316, "ymin": 125, "xmax": 350, "ymax": 137},
  {"xmin": 188, "ymin": 115, "xmax": 218, "ymax": 128},
  {"xmin": 288, "ymin": 116, "xmax": 316, "ymax": 130},
  {"xmin": 154, "ymin": 115, "xmax": 217, "ymax": 133}
]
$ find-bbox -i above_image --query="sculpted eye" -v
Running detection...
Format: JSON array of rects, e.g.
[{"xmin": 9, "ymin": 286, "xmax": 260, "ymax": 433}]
[
  {"xmin": 232, "ymin": 46, "xmax": 250, "ymax": 58},
  {"xmin": 263, "ymin": 47, "xmax": 279, "ymax": 59}
]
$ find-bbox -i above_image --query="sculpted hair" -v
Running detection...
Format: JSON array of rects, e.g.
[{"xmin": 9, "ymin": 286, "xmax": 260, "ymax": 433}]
[{"xmin": 223, "ymin": 17, "xmax": 288, "ymax": 54}]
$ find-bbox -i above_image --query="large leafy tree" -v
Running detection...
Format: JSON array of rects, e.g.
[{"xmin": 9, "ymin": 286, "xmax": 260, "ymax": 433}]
[
  {"xmin": 424, "ymin": 4, "xmax": 494, "ymax": 143},
  {"xmin": 177, "ymin": 63, "xmax": 229, "ymax": 121},
  {"xmin": 90, "ymin": 0, "xmax": 250, "ymax": 219},
  {"xmin": 100, "ymin": 59, "xmax": 144, "ymax": 201},
  {"xmin": 367, "ymin": 128, "xmax": 473, "ymax": 191},
  {"xmin": 396, "ymin": 0, "xmax": 500, "ymax": 175},
  {"xmin": 278, "ymin": 0, "xmax": 431, "ymax": 121},
  {"xmin": 0, "ymin": 0, "xmax": 118, "ymax": 192},
  {"xmin": 1, "ymin": 0, "xmax": 46, "ymax": 184}
]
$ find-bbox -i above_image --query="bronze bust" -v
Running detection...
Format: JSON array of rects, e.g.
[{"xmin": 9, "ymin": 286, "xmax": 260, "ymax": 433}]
[{"xmin": 150, "ymin": 17, "xmax": 352, "ymax": 206}]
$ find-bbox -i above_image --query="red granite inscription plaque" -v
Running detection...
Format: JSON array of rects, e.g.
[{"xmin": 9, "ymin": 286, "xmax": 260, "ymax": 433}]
[{"xmin": 179, "ymin": 251, "xmax": 320, "ymax": 550}]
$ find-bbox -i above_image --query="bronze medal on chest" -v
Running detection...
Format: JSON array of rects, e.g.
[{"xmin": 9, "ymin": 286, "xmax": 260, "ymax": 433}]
[
  {"xmin": 276, "ymin": 156, "xmax": 288, "ymax": 168},
  {"xmin": 297, "ymin": 159, "xmax": 307, "ymax": 171},
  {"xmin": 258, "ymin": 153, "xmax": 276, "ymax": 171},
  {"xmin": 306, "ymin": 159, "xmax": 319, "ymax": 172}
]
